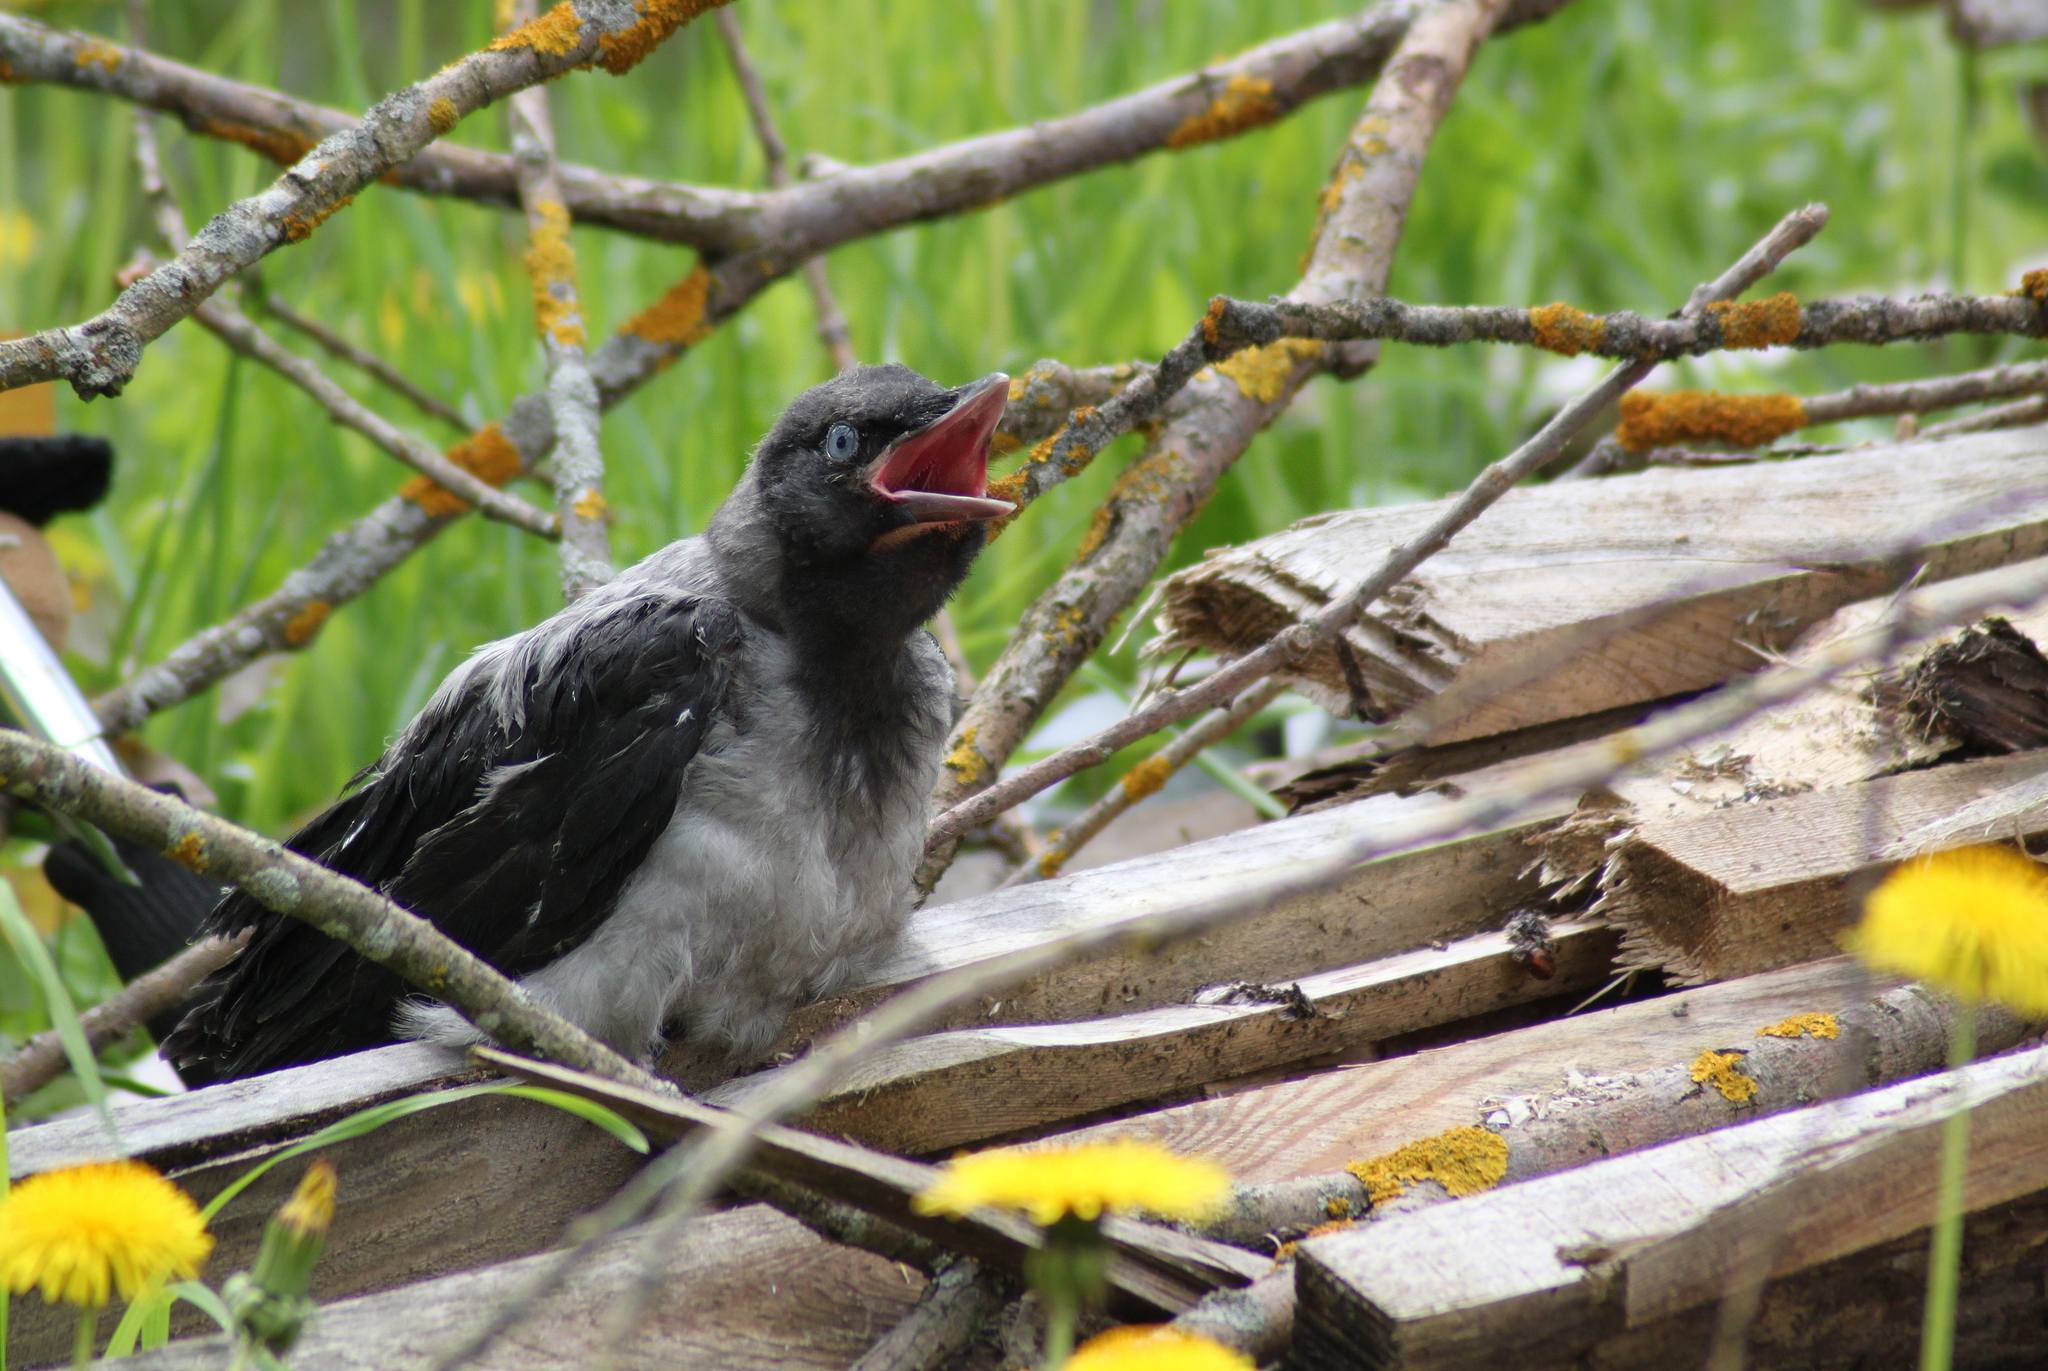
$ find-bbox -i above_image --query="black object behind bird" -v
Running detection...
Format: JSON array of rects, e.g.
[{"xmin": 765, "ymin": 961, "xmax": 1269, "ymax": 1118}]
[
  {"xmin": 0, "ymin": 434, "xmax": 113, "ymax": 527},
  {"xmin": 167, "ymin": 364, "xmax": 1013, "ymax": 1082}
]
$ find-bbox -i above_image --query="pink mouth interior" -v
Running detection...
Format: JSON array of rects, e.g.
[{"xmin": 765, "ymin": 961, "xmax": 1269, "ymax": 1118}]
[{"xmin": 871, "ymin": 381, "xmax": 1008, "ymax": 499}]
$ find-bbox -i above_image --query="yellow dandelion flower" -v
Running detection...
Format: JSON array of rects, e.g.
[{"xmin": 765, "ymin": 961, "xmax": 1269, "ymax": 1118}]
[
  {"xmin": 913, "ymin": 1138, "xmax": 1230, "ymax": 1226},
  {"xmin": 1066, "ymin": 1324, "xmax": 1256, "ymax": 1371},
  {"xmin": 1849, "ymin": 845, "xmax": 2048, "ymax": 1016},
  {"xmin": 0, "ymin": 1160, "xmax": 212, "ymax": 1307}
]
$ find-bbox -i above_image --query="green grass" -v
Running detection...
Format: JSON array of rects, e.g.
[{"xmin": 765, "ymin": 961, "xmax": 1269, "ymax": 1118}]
[{"xmin": 0, "ymin": 0, "xmax": 2044, "ymax": 1097}]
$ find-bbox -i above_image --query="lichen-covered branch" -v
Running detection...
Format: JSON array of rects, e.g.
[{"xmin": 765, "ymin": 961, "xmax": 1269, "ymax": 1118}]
[
  {"xmin": 0, "ymin": 731, "xmax": 659, "ymax": 1087},
  {"xmin": 0, "ymin": 3, "xmax": 1565, "ymax": 259},
  {"xmin": 918, "ymin": 0, "xmax": 1528, "ymax": 890},
  {"xmin": 508, "ymin": 3, "xmax": 612, "ymax": 601},
  {"xmin": 0, "ymin": 930, "xmax": 248, "ymax": 1106},
  {"xmin": 258, "ymin": 292, "xmax": 469, "ymax": 431},
  {"xmin": 0, "ymin": 0, "xmax": 720, "ymax": 399},
  {"xmin": 174, "ymin": 278, "xmax": 561, "ymax": 537},
  {"xmin": 713, "ymin": 8, "xmax": 858, "ymax": 373},
  {"xmin": 925, "ymin": 203, "xmax": 1830, "ymax": 852}
]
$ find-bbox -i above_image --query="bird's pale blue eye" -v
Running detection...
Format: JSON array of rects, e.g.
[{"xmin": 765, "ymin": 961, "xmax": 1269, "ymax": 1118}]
[{"xmin": 826, "ymin": 424, "xmax": 858, "ymax": 461}]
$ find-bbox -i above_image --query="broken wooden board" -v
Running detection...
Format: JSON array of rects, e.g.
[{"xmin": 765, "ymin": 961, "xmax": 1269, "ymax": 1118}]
[
  {"xmin": 1598, "ymin": 747, "xmax": 2048, "ymax": 984},
  {"xmin": 110, "ymin": 1203, "xmax": 928, "ymax": 1371},
  {"xmin": 1151, "ymin": 425, "xmax": 2048, "ymax": 744},
  {"xmin": 1289, "ymin": 1042, "xmax": 2048, "ymax": 1370},
  {"xmin": 1049, "ymin": 955, "xmax": 1896, "ymax": 1183},
  {"xmin": 706, "ymin": 921, "xmax": 1618, "ymax": 1155}
]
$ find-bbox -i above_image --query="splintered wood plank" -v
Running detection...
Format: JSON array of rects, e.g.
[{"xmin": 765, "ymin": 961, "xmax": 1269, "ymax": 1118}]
[
  {"xmin": 1604, "ymin": 748, "xmax": 2048, "ymax": 984},
  {"xmin": 707, "ymin": 922, "xmax": 1619, "ymax": 1155},
  {"xmin": 1051, "ymin": 956, "xmax": 1893, "ymax": 1183},
  {"xmin": 1153, "ymin": 426, "xmax": 2048, "ymax": 744},
  {"xmin": 110, "ymin": 1204, "xmax": 926, "ymax": 1371},
  {"xmin": 1289, "ymin": 1043, "xmax": 2048, "ymax": 1371}
]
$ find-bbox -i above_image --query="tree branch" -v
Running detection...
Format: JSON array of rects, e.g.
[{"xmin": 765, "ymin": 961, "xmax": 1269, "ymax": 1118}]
[
  {"xmin": 919, "ymin": 0, "xmax": 1531, "ymax": 889},
  {"xmin": 257, "ymin": 291, "xmax": 470, "ymax": 431},
  {"xmin": 0, "ymin": 0, "xmax": 723, "ymax": 399},
  {"xmin": 713, "ymin": 8, "xmax": 858, "ymax": 373},
  {"xmin": 926, "ymin": 203, "xmax": 1830, "ymax": 853},
  {"xmin": 0, "ymin": 731, "xmax": 660, "ymax": 1088},
  {"xmin": 507, "ymin": 2, "xmax": 612, "ymax": 600}
]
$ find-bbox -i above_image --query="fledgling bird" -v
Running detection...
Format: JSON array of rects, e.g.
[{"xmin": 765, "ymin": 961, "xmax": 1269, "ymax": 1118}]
[{"xmin": 164, "ymin": 365, "xmax": 1014, "ymax": 1083}]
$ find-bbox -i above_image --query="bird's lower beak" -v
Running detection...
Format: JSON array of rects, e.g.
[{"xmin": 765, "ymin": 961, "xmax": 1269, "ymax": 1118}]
[{"xmin": 870, "ymin": 374, "xmax": 1015, "ymax": 523}]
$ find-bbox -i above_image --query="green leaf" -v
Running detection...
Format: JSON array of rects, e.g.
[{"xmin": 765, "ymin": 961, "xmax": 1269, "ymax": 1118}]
[
  {"xmin": 105, "ymin": 1289, "xmax": 169, "ymax": 1358},
  {"xmin": 497, "ymin": 1086, "xmax": 650, "ymax": 1154},
  {"xmin": 0, "ymin": 884, "xmax": 119, "ymax": 1153},
  {"xmin": 165, "ymin": 1281, "xmax": 236, "ymax": 1336}
]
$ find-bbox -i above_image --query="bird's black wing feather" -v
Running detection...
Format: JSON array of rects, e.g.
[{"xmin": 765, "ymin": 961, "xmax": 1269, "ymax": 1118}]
[{"xmin": 165, "ymin": 595, "xmax": 741, "ymax": 1080}]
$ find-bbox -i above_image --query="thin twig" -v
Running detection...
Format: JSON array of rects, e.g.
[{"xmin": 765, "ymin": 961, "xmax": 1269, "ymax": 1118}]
[
  {"xmin": 0, "ymin": 930, "xmax": 249, "ymax": 1106},
  {"xmin": 713, "ymin": 7, "xmax": 858, "ymax": 373},
  {"xmin": 162, "ymin": 268, "xmax": 560, "ymax": 538},
  {"xmin": 1922, "ymin": 391, "xmax": 2048, "ymax": 438},
  {"xmin": 507, "ymin": 0, "xmax": 612, "ymax": 600},
  {"xmin": 0, "ymin": 731, "xmax": 660, "ymax": 1089},
  {"xmin": 257, "ymin": 292, "xmax": 470, "ymax": 431},
  {"xmin": 126, "ymin": 0, "xmax": 188, "ymax": 253},
  {"xmin": 924, "ymin": 203, "xmax": 1830, "ymax": 854},
  {"xmin": 0, "ymin": 0, "xmax": 721, "ymax": 398}
]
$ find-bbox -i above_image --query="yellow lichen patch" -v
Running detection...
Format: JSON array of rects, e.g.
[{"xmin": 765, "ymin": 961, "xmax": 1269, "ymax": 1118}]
[
  {"xmin": 489, "ymin": 1, "xmax": 584, "ymax": 56},
  {"xmin": 1708, "ymin": 292, "xmax": 1801, "ymax": 349},
  {"xmin": 1690, "ymin": 1049, "xmax": 1757, "ymax": 1103},
  {"xmin": 1120, "ymin": 755, "xmax": 1174, "ymax": 804},
  {"xmin": 165, "ymin": 833, "xmax": 208, "ymax": 874},
  {"xmin": 204, "ymin": 120, "xmax": 318, "ymax": 167},
  {"xmin": 1214, "ymin": 337, "xmax": 1322, "ymax": 404},
  {"xmin": 523, "ymin": 202, "xmax": 585, "ymax": 347},
  {"xmin": 1317, "ymin": 160, "xmax": 1365, "ymax": 217},
  {"xmin": 622, "ymin": 266, "xmax": 713, "ymax": 350},
  {"xmin": 427, "ymin": 97, "xmax": 461, "ymax": 135},
  {"xmin": 1073, "ymin": 505, "xmax": 1113, "ymax": 562},
  {"xmin": 279, "ymin": 194, "xmax": 355, "ymax": 245},
  {"xmin": 73, "ymin": 39, "xmax": 121, "ymax": 73},
  {"xmin": 1756, "ymin": 1012, "xmax": 1839, "ymax": 1040},
  {"xmin": 597, "ymin": 0, "xmax": 732, "ymax": 75},
  {"xmin": 282, "ymin": 600, "xmax": 332, "ymax": 648},
  {"xmin": 1529, "ymin": 302, "xmax": 1607, "ymax": 357},
  {"xmin": 1326, "ymin": 1195, "xmax": 1353, "ymax": 1220},
  {"xmin": 400, "ymin": 424, "xmax": 523, "ymax": 516},
  {"xmin": 1049, "ymin": 602, "xmax": 1089, "ymax": 649},
  {"xmin": 1614, "ymin": 389, "xmax": 1807, "ymax": 452},
  {"xmin": 2020, "ymin": 269, "xmax": 2048, "ymax": 304},
  {"xmin": 1036, "ymin": 843, "xmax": 1069, "ymax": 881},
  {"xmin": 572, "ymin": 489, "xmax": 609, "ymax": 522},
  {"xmin": 981, "ymin": 471, "xmax": 1029, "ymax": 543},
  {"xmin": 944, "ymin": 726, "xmax": 987, "ymax": 788},
  {"xmin": 1166, "ymin": 73, "xmax": 1279, "ymax": 150},
  {"xmin": 1345, "ymin": 1126, "xmax": 1508, "ymax": 1205},
  {"xmin": 1007, "ymin": 375, "xmax": 1027, "ymax": 401}
]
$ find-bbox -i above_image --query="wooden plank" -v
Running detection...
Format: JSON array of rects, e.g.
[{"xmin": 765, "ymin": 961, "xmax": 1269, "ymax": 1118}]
[
  {"xmin": 109, "ymin": 1203, "xmax": 927, "ymax": 1371},
  {"xmin": 1047, "ymin": 955, "xmax": 1894, "ymax": 1184},
  {"xmin": 1602, "ymin": 748, "xmax": 2048, "ymax": 983},
  {"xmin": 1152, "ymin": 426, "xmax": 2048, "ymax": 744},
  {"xmin": 7, "ymin": 1045, "xmax": 644, "ymax": 1367},
  {"xmin": 708, "ymin": 922, "xmax": 1619, "ymax": 1155},
  {"xmin": 1289, "ymin": 1042, "xmax": 2048, "ymax": 1370}
]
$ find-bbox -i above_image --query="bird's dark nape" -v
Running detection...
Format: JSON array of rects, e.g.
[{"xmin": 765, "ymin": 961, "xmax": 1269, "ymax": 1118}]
[{"xmin": 168, "ymin": 364, "xmax": 1006, "ymax": 1082}]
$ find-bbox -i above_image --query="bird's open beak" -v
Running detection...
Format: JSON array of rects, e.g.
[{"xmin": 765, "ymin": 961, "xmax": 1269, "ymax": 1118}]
[{"xmin": 869, "ymin": 374, "xmax": 1015, "ymax": 524}]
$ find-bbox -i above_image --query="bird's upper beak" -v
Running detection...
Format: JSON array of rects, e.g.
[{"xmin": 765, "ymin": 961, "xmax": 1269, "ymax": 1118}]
[{"xmin": 868, "ymin": 374, "xmax": 1016, "ymax": 524}]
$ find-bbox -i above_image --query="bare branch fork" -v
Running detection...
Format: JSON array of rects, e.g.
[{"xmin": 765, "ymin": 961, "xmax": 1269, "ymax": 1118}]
[
  {"xmin": 0, "ymin": 0, "xmax": 722, "ymax": 399},
  {"xmin": 925, "ymin": 203, "xmax": 1831, "ymax": 854}
]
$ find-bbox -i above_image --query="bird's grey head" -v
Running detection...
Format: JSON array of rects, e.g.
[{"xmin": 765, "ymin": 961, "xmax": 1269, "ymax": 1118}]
[{"xmin": 710, "ymin": 363, "xmax": 1013, "ymax": 648}]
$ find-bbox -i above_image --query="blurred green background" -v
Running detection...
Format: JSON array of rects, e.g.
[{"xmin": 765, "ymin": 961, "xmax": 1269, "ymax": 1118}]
[{"xmin": 0, "ymin": 0, "xmax": 2043, "ymax": 1106}]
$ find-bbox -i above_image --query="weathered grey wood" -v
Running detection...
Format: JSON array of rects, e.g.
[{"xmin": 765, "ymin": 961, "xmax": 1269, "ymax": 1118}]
[
  {"xmin": 108, "ymin": 1203, "xmax": 928, "ymax": 1371},
  {"xmin": 1289, "ymin": 1042, "xmax": 2048, "ymax": 1370},
  {"xmin": 1153, "ymin": 426, "xmax": 2048, "ymax": 744},
  {"xmin": 10, "ymin": 1045, "xmax": 649, "ymax": 1367},
  {"xmin": 475, "ymin": 1049, "xmax": 1268, "ymax": 1314},
  {"xmin": 1054, "ymin": 956, "xmax": 1896, "ymax": 1184},
  {"xmin": 1602, "ymin": 748, "xmax": 2048, "ymax": 984},
  {"xmin": 707, "ymin": 921, "xmax": 1618, "ymax": 1155}
]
